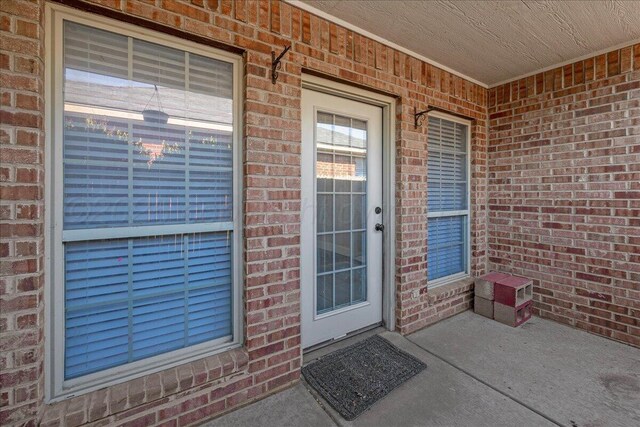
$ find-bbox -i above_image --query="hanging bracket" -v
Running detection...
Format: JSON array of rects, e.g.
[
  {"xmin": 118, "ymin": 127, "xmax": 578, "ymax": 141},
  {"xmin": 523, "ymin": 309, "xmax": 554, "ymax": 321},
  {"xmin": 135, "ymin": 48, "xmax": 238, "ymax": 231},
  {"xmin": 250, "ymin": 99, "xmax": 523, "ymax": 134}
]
[
  {"xmin": 271, "ymin": 45, "xmax": 291, "ymax": 84},
  {"xmin": 414, "ymin": 106, "xmax": 432, "ymax": 129},
  {"xmin": 415, "ymin": 106, "xmax": 476, "ymax": 128}
]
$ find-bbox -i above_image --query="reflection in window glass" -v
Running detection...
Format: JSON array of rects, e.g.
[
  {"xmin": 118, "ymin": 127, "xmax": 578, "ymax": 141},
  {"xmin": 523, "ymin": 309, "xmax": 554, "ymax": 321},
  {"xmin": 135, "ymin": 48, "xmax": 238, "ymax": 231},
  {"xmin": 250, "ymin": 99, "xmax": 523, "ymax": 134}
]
[
  {"xmin": 63, "ymin": 23, "xmax": 233, "ymax": 230},
  {"xmin": 315, "ymin": 112, "xmax": 368, "ymax": 314},
  {"xmin": 427, "ymin": 116, "xmax": 468, "ymax": 282},
  {"xmin": 61, "ymin": 21, "xmax": 235, "ymax": 380}
]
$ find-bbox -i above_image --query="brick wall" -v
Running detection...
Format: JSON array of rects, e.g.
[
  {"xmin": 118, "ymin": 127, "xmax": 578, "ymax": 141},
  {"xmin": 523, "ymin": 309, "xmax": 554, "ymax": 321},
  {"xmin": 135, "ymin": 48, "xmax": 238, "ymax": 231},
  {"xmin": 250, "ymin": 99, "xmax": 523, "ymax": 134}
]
[
  {"xmin": 1, "ymin": 0, "xmax": 487, "ymax": 425},
  {"xmin": 488, "ymin": 45, "xmax": 640, "ymax": 348},
  {"xmin": 0, "ymin": 0, "xmax": 46, "ymax": 425}
]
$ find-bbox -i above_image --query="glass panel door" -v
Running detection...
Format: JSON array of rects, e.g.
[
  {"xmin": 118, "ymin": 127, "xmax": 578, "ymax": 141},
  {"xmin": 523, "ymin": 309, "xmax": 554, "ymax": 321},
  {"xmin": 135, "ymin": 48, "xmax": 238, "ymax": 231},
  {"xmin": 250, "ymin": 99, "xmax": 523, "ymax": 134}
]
[{"xmin": 300, "ymin": 87, "xmax": 382, "ymax": 349}]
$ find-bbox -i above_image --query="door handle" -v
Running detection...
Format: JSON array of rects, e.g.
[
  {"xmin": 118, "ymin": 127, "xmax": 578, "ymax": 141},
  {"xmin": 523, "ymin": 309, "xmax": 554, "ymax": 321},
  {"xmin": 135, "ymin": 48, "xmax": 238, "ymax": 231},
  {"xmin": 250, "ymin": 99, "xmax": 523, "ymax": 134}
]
[{"xmin": 375, "ymin": 223, "xmax": 385, "ymax": 232}]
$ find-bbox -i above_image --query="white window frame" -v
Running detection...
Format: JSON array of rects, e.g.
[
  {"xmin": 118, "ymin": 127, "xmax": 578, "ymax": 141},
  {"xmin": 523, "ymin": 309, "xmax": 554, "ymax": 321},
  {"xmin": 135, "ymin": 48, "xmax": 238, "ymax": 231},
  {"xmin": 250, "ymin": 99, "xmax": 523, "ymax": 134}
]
[
  {"xmin": 426, "ymin": 111, "xmax": 472, "ymax": 288},
  {"xmin": 44, "ymin": 3, "xmax": 243, "ymax": 402}
]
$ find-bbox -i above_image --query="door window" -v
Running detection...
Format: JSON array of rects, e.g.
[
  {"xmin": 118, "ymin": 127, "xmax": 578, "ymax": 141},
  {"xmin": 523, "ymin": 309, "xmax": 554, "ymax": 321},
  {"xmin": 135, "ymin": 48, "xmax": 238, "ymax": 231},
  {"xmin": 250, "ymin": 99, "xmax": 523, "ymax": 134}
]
[{"xmin": 315, "ymin": 112, "xmax": 368, "ymax": 314}]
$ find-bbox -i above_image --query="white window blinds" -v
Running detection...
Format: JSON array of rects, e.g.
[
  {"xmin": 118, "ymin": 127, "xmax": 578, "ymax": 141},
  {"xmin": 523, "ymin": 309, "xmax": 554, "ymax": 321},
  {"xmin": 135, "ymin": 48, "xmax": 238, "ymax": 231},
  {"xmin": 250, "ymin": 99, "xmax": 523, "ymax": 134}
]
[
  {"xmin": 427, "ymin": 116, "xmax": 469, "ymax": 283},
  {"xmin": 61, "ymin": 21, "xmax": 235, "ymax": 380}
]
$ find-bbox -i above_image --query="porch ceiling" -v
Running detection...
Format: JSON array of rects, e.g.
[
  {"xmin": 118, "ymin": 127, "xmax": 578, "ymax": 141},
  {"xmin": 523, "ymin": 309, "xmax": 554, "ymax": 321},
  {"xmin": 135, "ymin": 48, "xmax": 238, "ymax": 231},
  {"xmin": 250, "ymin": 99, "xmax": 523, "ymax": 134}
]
[{"xmin": 294, "ymin": 0, "xmax": 640, "ymax": 87}]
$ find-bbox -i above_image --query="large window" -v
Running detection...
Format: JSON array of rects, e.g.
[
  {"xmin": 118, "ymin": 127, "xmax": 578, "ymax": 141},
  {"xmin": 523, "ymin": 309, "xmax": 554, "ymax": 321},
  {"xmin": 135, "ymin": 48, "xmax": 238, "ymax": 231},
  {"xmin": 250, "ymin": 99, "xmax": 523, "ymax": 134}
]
[
  {"xmin": 427, "ymin": 114, "xmax": 470, "ymax": 285},
  {"xmin": 48, "ymin": 8, "xmax": 241, "ymax": 399}
]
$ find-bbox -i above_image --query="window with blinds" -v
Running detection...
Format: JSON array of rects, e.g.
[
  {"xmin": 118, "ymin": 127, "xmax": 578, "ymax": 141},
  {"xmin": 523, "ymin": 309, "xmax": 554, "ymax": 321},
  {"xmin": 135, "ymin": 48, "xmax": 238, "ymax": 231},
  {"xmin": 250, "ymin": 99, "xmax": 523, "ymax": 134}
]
[
  {"xmin": 57, "ymin": 20, "xmax": 238, "ymax": 382},
  {"xmin": 427, "ymin": 115, "xmax": 469, "ymax": 284}
]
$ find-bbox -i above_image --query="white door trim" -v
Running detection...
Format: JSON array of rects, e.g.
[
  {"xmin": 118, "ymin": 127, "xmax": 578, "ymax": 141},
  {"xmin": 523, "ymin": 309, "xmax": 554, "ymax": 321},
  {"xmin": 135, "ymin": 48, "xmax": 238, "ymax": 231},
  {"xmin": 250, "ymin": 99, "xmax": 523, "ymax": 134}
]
[{"xmin": 301, "ymin": 74, "xmax": 396, "ymax": 334}]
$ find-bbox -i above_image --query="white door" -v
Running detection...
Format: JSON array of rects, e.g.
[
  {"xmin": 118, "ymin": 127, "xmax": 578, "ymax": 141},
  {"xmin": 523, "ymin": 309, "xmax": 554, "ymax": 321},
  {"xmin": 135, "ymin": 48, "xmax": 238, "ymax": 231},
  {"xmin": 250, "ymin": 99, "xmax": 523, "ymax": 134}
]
[{"xmin": 301, "ymin": 88, "xmax": 383, "ymax": 349}]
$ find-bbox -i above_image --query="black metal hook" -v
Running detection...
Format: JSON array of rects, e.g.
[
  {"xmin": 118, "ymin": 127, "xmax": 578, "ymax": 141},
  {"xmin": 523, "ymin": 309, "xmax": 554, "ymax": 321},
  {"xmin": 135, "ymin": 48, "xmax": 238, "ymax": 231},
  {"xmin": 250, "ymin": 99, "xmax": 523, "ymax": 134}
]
[
  {"xmin": 271, "ymin": 45, "xmax": 291, "ymax": 84},
  {"xmin": 414, "ymin": 106, "xmax": 431, "ymax": 129},
  {"xmin": 415, "ymin": 106, "xmax": 475, "ymax": 128}
]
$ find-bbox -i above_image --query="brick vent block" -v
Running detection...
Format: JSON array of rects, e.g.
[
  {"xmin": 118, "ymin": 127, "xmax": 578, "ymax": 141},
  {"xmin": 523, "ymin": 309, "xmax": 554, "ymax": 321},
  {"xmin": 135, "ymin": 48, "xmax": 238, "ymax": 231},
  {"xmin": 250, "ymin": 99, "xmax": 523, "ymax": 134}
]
[
  {"xmin": 494, "ymin": 300, "xmax": 532, "ymax": 327},
  {"xmin": 474, "ymin": 272, "xmax": 510, "ymax": 300},
  {"xmin": 474, "ymin": 296, "xmax": 493, "ymax": 319},
  {"xmin": 494, "ymin": 275, "xmax": 533, "ymax": 307}
]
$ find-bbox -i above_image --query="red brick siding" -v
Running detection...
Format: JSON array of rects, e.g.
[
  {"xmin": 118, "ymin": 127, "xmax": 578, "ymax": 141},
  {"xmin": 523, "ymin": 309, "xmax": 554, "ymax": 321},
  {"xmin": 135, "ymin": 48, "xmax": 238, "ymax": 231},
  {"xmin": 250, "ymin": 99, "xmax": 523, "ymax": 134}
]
[
  {"xmin": 0, "ymin": 0, "xmax": 490, "ymax": 425},
  {"xmin": 0, "ymin": 0, "xmax": 46, "ymax": 426},
  {"xmin": 488, "ymin": 45, "xmax": 640, "ymax": 348}
]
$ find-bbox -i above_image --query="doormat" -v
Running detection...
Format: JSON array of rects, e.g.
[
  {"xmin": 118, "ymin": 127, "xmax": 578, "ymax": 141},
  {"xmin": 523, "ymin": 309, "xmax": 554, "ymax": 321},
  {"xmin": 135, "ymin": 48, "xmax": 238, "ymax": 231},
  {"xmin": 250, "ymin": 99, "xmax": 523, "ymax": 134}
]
[{"xmin": 302, "ymin": 335, "xmax": 426, "ymax": 421}]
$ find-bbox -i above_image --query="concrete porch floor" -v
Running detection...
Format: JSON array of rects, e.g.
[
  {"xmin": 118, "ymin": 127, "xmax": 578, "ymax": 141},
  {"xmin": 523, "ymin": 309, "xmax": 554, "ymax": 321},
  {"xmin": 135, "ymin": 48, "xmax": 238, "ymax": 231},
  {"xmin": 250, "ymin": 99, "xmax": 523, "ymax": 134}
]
[{"xmin": 204, "ymin": 311, "xmax": 640, "ymax": 427}]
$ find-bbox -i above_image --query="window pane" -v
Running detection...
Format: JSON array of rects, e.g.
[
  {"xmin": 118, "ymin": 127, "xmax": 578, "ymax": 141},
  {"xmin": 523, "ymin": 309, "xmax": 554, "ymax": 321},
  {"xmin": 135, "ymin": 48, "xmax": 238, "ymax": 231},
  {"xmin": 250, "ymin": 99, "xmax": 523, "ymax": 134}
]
[
  {"xmin": 351, "ymin": 119, "xmax": 367, "ymax": 148},
  {"xmin": 352, "ymin": 267, "xmax": 366, "ymax": 303},
  {"xmin": 317, "ymin": 152, "xmax": 333, "ymax": 192},
  {"xmin": 334, "ymin": 155, "xmax": 352, "ymax": 193},
  {"xmin": 317, "ymin": 274, "xmax": 334, "ymax": 314},
  {"xmin": 352, "ymin": 231, "xmax": 366, "ymax": 267},
  {"xmin": 317, "ymin": 234, "xmax": 333, "ymax": 273},
  {"xmin": 427, "ymin": 216, "xmax": 465, "ymax": 281},
  {"xmin": 317, "ymin": 194, "xmax": 333, "ymax": 233},
  {"xmin": 316, "ymin": 112, "xmax": 333, "ymax": 144},
  {"xmin": 427, "ymin": 117, "xmax": 467, "ymax": 213},
  {"xmin": 335, "ymin": 194, "xmax": 351, "ymax": 231},
  {"xmin": 353, "ymin": 156, "xmax": 366, "ymax": 192},
  {"xmin": 351, "ymin": 194, "xmax": 365, "ymax": 230},
  {"xmin": 334, "ymin": 232, "xmax": 351, "ymax": 270},
  {"xmin": 64, "ymin": 232, "xmax": 232, "ymax": 379},
  {"xmin": 63, "ymin": 22, "xmax": 233, "ymax": 230},
  {"xmin": 335, "ymin": 270, "xmax": 351, "ymax": 308}
]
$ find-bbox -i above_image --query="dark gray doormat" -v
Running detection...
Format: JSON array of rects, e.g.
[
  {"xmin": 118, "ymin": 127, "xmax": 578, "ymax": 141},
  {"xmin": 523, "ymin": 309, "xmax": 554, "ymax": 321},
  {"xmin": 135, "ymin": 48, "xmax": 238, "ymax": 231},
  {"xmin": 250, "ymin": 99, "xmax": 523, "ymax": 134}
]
[{"xmin": 302, "ymin": 334, "xmax": 427, "ymax": 421}]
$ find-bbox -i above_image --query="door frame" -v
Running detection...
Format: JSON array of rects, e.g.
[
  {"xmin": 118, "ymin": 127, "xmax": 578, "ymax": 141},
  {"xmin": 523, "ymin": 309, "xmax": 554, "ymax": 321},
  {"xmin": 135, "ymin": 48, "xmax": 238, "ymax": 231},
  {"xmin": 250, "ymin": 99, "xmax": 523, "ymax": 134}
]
[{"xmin": 301, "ymin": 74, "xmax": 397, "ymax": 333}]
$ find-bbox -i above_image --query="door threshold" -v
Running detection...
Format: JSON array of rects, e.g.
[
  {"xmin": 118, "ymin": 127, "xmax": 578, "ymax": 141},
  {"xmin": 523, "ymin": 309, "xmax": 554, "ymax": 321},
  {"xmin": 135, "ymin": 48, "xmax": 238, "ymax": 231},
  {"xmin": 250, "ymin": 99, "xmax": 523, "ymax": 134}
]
[{"xmin": 303, "ymin": 323, "xmax": 384, "ymax": 362}]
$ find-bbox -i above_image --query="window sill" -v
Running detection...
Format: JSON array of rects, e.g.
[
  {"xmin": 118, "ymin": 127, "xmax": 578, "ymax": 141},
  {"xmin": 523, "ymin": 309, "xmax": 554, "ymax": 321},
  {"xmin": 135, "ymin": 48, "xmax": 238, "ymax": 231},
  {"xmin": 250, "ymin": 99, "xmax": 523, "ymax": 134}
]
[{"xmin": 42, "ymin": 347, "xmax": 249, "ymax": 424}]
